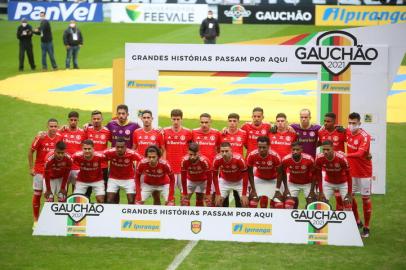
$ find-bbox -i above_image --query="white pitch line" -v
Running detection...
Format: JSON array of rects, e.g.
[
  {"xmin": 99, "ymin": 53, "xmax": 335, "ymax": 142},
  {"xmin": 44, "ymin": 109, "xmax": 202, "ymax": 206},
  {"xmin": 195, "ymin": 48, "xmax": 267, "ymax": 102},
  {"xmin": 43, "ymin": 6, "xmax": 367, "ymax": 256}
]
[{"xmin": 166, "ymin": 240, "xmax": 199, "ymax": 270}]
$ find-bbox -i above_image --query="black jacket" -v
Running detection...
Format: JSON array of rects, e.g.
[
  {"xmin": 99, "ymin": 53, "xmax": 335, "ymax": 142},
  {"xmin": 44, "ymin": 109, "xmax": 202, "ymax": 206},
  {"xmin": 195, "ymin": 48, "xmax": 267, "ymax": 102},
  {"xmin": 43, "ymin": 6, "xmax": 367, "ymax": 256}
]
[
  {"xmin": 200, "ymin": 17, "xmax": 220, "ymax": 40},
  {"xmin": 17, "ymin": 24, "xmax": 33, "ymax": 44},
  {"xmin": 34, "ymin": 19, "xmax": 53, "ymax": 43},
  {"xmin": 63, "ymin": 27, "xmax": 83, "ymax": 46}
]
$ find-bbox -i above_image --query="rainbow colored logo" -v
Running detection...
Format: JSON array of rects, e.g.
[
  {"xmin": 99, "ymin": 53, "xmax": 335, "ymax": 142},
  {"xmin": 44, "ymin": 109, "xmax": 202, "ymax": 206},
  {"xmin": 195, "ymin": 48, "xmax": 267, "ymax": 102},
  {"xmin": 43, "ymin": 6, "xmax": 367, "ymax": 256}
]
[{"xmin": 126, "ymin": 5, "xmax": 141, "ymax": 22}]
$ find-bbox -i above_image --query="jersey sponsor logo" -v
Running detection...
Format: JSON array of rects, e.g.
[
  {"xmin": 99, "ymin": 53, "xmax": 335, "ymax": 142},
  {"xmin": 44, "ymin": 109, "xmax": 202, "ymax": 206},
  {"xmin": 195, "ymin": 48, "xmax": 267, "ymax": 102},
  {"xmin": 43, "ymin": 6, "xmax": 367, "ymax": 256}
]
[
  {"xmin": 232, "ymin": 223, "xmax": 272, "ymax": 235},
  {"xmin": 121, "ymin": 220, "xmax": 161, "ymax": 232},
  {"xmin": 191, "ymin": 220, "xmax": 202, "ymax": 234}
]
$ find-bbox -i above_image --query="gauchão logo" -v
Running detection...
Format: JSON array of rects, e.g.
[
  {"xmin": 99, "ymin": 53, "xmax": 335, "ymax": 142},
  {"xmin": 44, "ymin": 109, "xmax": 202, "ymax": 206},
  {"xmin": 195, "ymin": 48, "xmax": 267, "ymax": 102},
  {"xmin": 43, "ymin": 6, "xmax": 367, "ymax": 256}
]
[
  {"xmin": 291, "ymin": 201, "xmax": 346, "ymax": 230},
  {"xmin": 295, "ymin": 30, "xmax": 378, "ymax": 76},
  {"xmin": 51, "ymin": 194, "xmax": 104, "ymax": 223},
  {"xmin": 224, "ymin": 5, "xmax": 251, "ymax": 20}
]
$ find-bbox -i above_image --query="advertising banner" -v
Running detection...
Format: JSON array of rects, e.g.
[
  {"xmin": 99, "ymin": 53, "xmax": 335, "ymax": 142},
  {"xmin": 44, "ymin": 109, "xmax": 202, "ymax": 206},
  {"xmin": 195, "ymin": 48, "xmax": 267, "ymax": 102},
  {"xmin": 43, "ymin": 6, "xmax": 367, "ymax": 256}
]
[
  {"xmin": 8, "ymin": 1, "xmax": 104, "ymax": 22},
  {"xmin": 110, "ymin": 3, "xmax": 208, "ymax": 24},
  {"xmin": 34, "ymin": 194, "xmax": 363, "ymax": 246}
]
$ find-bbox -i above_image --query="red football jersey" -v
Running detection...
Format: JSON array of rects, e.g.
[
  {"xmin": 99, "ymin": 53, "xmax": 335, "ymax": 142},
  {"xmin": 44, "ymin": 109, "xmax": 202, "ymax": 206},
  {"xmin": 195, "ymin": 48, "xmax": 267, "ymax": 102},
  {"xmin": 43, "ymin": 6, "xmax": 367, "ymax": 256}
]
[
  {"xmin": 72, "ymin": 152, "xmax": 105, "ymax": 182},
  {"xmin": 43, "ymin": 152, "xmax": 73, "ymax": 190},
  {"xmin": 31, "ymin": 134, "xmax": 62, "ymax": 174},
  {"xmin": 246, "ymin": 149, "xmax": 281, "ymax": 180},
  {"xmin": 104, "ymin": 148, "xmax": 142, "ymax": 180},
  {"xmin": 346, "ymin": 129, "xmax": 372, "ymax": 178},
  {"xmin": 60, "ymin": 128, "xmax": 86, "ymax": 170},
  {"xmin": 133, "ymin": 128, "xmax": 164, "ymax": 156},
  {"xmin": 315, "ymin": 152, "xmax": 350, "ymax": 184},
  {"xmin": 85, "ymin": 126, "xmax": 111, "ymax": 168},
  {"xmin": 162, "ymin": 127, "xmax": 193, "ymax": 174},
  {"xmin": 318, "ymin": 129, "xmax": 346, "ymax": 152},
  {"xmin": 241, "ymin": 122, "xmax": 271, "ymax": 155},
  {"xmin": 269, "ymin": 131, "xmax": 297, "ymax": 159},
  {"xmin": 192, "ymin": 128, "xmax": 221, "ymax": 163},
  {"xmin": 181, "ymin": 155, "xmax": 211, "ymax": 182},
  {"xmin": 213, "ymin": 153, "xmax": 247, "ymax": 182},
  {"xmin": 221, "ymin": 129, "xmax": 247, "ymax": 156},
  {"xmin": 282, "ymin": 153, "xmax": 314, "ymax": 185},
  {"xmin": 136, "ymin": 159, "xmax": 173, "ymax": 186}
]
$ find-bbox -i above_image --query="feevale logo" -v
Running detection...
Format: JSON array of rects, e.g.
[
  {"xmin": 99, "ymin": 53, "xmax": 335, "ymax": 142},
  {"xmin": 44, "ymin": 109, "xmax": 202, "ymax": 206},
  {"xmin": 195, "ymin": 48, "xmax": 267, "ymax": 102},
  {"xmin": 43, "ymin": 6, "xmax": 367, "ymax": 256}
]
[
  {"xmin": 295, "ymin": 30, "xmax": 378, "ymax": 76},
  {"xmin": 127, "ymin": 80, "xmax": 157, "ymax": 89},
  {"xmin": 291, "ymin": 201, "xmax": 346, "ymax": 230},
  {"xmin": 191, "ymin": 220, "xmax": 202, "ymax": 234}
]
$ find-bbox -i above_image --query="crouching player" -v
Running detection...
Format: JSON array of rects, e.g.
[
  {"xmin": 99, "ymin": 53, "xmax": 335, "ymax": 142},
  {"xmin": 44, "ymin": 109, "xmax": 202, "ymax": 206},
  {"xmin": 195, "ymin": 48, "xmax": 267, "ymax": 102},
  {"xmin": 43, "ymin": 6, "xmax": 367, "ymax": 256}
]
[
  {"xmin": 44, "ymin": 141, "xmax": 72, "ymax": 202},
  {"xmin": 135, "ymin": 145, "xmax": 175, "ymax": 206},
  {"xmin": 212, "ymin": 142, "xmax": 249, "ymax": 207},
  {"xmin": 281, "ymin": 141, "xmax": 316, "ymax": 209},
  {"xmin": 180, "ymin": 142, "xmax": 213, "ymax": 206},
  {"xmin": 315, "ymin": 140, "xmax": 352, "ymax": 210},
  {"xmin": 247, "ymin": 136, "xmax": 283, "ymax": 208},
  {"xmin": 104, "ymin": 137, "xmax": 142, "ymax": 204},
  {"xmin": 72, "ymin": 140, "xmax": 106, "ymax": 203}
]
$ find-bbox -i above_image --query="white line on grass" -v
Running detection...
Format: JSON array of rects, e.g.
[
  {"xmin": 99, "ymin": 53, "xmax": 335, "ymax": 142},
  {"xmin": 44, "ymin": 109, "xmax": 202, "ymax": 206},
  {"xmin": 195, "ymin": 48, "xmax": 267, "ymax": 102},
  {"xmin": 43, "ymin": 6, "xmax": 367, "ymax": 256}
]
[{"xmin": 166, "ymin": 240, "xmax": 199, "ymax": 270}]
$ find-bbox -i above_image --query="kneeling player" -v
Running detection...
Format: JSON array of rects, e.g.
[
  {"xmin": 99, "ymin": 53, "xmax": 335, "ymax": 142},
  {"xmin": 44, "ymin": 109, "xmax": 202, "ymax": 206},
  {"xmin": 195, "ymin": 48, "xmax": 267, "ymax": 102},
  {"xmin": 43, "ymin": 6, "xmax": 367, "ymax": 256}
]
[
  {"xmin": 281, "ymin": 142, "xmax": 316, "ymax": 209},
  {"xmin": 315, "ymin": 140, "xmax": 352, "ymax": 210},
  {"xmin": 104, "ymin": 137, "xmax": 142, "ymax": 204},
  {"xmin": 135, "ymin": 145, "xmax": 175, "ymax": 205},
  {"xmin": 212, "ymin": 142, "xmax": 249, "ymax": 207},
  {"xmin": 72, "ymin": 140, "xmax": 106, "ymax": 203},
  {"xmin": 44, "ymin": 141, "xmax": 72, "ymax": 202},
  {"xmin": 180, "ymin": 142, "xmax": 214, "ymax": 206},
  {"xmin": 247, "ymin": 136, "xmax": 283, "ymax": 208}
]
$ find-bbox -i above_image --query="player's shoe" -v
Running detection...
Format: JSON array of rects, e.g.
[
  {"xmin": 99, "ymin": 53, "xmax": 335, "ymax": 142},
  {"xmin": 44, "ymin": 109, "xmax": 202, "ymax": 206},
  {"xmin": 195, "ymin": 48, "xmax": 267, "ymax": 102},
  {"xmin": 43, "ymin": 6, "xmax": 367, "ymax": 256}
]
[
  {"xmin": 361, "ymin": 227, "xmax": 370, "ymax": 238},
  {"xmin": 357, "ymin": 221, "xmax": 364, "ymax": 230},
  {"xmin": 32, "ymin": 221, "xmax": 38, "ymax": 230}
]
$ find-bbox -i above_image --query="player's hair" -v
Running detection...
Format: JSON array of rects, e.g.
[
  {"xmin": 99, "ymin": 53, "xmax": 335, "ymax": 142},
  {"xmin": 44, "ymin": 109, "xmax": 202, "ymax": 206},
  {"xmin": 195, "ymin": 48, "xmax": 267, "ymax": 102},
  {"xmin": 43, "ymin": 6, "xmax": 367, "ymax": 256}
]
[
  {"xmin": 252, "ymin": 107, "xmax": 264, "ymax": 114},
  {"xmin": 291, "ymin": 141, "xmax": 302, "ymax": 148},
  {"xmin": 55, "ymin": 141, "xmax": 66, "ymax": 151},
  {"xmin": 349, "ymin": 112, "xmax": 361, "ymax": 121},
  {"xmin": 91, "ymin": 110, "xmax": 102, "ymax": 116},
  {"xmin": 200, "ymin": 113, "xmax": 211, "ymax": 119},
  {"xmin": 322, "ymin": 140, "xmax": 334, "ymax": 146},
  {"xmin": 68, "ymin": 111, "xmax": 79, "ymax": 118},
  {"xmin": 171, "ymin": 109, "xmax": 183, "ymax": 118},
  {"xmin": 142, "ymin": 110, "xmax": 153, "ymax": 117},
  {"xmin": 227, "ymin": 113, "xmax": 240, "ymax": 120},
  {"xmin": 276, "ymin": 113, "xmax": 287, "ymax": 119},
  {"xmin": 257, "ymin": 136, "xmax": 270, "ymax": 145},
  {"xmin": 48, "ymin": 118, "xmax": 58, "ymax": 123},
  {"xmin": 40, "ymin": 11, "xmax": 45, "ymax": 15},
  {"xmin": 220, "ymin": 142, "xmax": 231, "ymax": 148},
  {"xmin": 145, "ymin": 145, "xmax": 161, "ymax": 158},
  {"xmin": 82, "ymin": 139, "xmax": 94, "ymax": 146},
  {"xmin": 116, "ymin": 137, "xmax": 126, "ymax": 144},
  {"xmin": 300, "ymin": 108, "xmax": 311, "ymax": 116},
  {"xmin": 324, "ymin": 112, "xmax": 336, "ymax": 120},
  {"xmin": 188, "ymin": 142, "xmax": 199, "ymax": 153},
  {"xmin": 116, "ymin": 104, "xmax": 128, "ymax": 113}
]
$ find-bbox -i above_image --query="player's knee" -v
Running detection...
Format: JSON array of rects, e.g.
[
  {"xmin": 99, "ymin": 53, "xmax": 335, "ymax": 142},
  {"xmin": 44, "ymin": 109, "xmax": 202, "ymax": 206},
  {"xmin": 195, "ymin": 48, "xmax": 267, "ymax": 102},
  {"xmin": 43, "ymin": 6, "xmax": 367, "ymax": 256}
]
[{"xmin": 249, "ymin": 199, "xmax": 258, "ymax": 208}]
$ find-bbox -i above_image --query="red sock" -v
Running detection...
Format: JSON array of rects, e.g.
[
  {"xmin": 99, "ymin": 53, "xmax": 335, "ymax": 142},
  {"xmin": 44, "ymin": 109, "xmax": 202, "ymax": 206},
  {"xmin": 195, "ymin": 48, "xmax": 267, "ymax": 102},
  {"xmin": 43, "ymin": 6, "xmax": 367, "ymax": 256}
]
[
  {"xmin": 362, "ymin": 197, "xmax": 372, "ymax": 228},
  {"xmin": 259, "ymin": 196, "xmax": 268, "ymax": 208},
  {"xmin": 352, "ymin": 197, "xmax": 360, "ymax": 223},
  {"xmin": 335, "ymin": 191, "xmax": 343, "ymax": 210},
  {"xmin": 249, "ymin": 200, "xmax": 258, "ymax": 208},
  {"xmin": 196, "ymin": 199, "xmax": 204, "ymax": 207},
  {"xmin": 32, "ymin": 192, "xmax": 41, "ymax": 222}
]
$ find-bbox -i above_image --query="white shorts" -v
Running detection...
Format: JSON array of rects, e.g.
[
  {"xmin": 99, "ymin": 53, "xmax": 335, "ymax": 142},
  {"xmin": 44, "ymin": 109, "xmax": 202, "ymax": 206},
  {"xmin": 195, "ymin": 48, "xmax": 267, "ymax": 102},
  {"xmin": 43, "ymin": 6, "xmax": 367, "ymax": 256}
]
[
  {"xmin": 141, "ymin": 183, "xmax": 169, "ymax": 201},
  {"xmin": 75, "ymin": 180, "xmax": 105, "ymax": 196},
  {"xmin": 254, "ymin": 177, "xmax": 277, "ymax": 198},
  {"xmin": 323, "ymin": 181, "xmax": 348, "ymax": 200},
  {"xmin": 352, "ymin": 177, "xmax": 372, "ymax": 196},
  {"xmin": 44, "ymin": 178, "xmax": 63, "ymax": 195},
  {"xmin": 187, "ymin": 180, "xmax": 207, "ymax": 194},
  {"xmin": 219, "ymin": 178, "xmax": 243, "ymax": 198},
  {"xmin": 107, "ymin": 178, "xmax": 135, "ymax": 194},
  {"xmin": 33, "ymin": 173, "xmax": 44, "ymax": 191},
  {"xmin": 288, "ymin": 182, "xmax": 312, "ymax": 198},
  {"xmin": 68, "ymin": 170, "xmax": 79, "ymax": 185}
]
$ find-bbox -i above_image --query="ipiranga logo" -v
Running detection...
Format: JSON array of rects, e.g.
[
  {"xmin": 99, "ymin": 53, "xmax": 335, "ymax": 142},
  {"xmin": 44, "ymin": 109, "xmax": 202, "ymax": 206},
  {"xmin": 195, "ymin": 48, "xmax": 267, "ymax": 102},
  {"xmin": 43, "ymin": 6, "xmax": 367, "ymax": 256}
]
[
  {"xmin": 126, "ymin": 80, "xmax": 156, "ymax": 89},
  {"xmin": 121, "ymin": 220, "xmax": 161, "ymax": 232},
  {"xmin": 232, "ymin": 223, "xmax": 272, "ymax": 235}
]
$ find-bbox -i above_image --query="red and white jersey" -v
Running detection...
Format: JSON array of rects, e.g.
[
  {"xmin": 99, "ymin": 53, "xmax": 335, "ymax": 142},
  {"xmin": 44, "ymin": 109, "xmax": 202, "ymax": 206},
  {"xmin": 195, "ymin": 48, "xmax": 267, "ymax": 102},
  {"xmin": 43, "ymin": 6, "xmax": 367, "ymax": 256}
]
[
  {"xmin": 269, "ymin": 130, "xmax": 297, "ymax": 159},
  {"xmin": 133, "ymin": 128, "xmax": 164, "ymax": 157},
  {"xmin": 44, "ymin": 152, "xmax": 72, "ymax": 181},
  {"xmin": 315, "ymin": 152, "xmax": 350, "ymax": 184},
  {"xmin": 318, "ymin": 128, "xmax": 346, "ymax": 152},
  {"xmin": 241, "ymin": 122, "xmax": 271, "ymax": 155},
  {"xmin": 213, "ymin": 153, "xmax": 247, "ymax": 182},
  {"xmin": 282, "ymin": 153, "xmax": 314, "ymax": 185},
  {"xmin": 346, "ymin": 129, "xmax": 372, "ymax": 178},
  {"xmin": 162, "ymin": 127, "xmax": 193, "ymax": 174},
  {"xmin": 221, "ymin": 129, "xmax": 247, "ymax": 156},
  {"xmin": 246, "ymin": 149, "xmax": 281, "ymax": 180},
  {"xmin": 72, "ymin": 151, "xmax": 105, "ymax": 183},
  {"xmin": 181, "ymin": 155, "xmax": 211, "ymax": 182},
  {"xmin": 192, "ymin": 128, "xmax": 221, "ymax": 164},
  {"xmin": 85, "ymin": 126, "xmax": 111, "ymax": 168},
  {"xmin": 60, "ymin": 128, "xmax": 86, "ymax": 170},
  {"xmin": 104, "ymin": 148, "xmax": 142, "ymax": 180},
  {"xmin": 136, "ymin": 159, "xmax": 173, "ymax": 186},
  {"xmin": 31, "ymin": 134, "xmax": 62, "ymax": 174}
]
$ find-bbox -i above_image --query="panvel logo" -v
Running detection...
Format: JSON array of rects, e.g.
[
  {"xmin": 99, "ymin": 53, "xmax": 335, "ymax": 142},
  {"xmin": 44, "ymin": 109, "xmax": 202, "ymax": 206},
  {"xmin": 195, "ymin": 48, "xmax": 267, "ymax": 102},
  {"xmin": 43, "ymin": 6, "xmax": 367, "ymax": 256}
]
[
  {"xmin": 126, "ymin": 5, "xmax": 141, "ymax": 22},
  {"xmin": 126, "ymin": 80, "xmax": 157, "ymax": 89},
  {"xmin": 51, "ymin": 194, "xmax": 104, "ymax": 223},
  {"xmin": 224, "ymin": 5, "xmax": 251, "ymax": 23},
  {"xmin": 291, "ymin": 201, "xmax": 346, "ymax": 230},
  {"xmin": 191, "ymin": 220, "xmax": 202, "ymax": 234},
  {"xmin": 121, "ymin": 220, "xmax": 161, "ymax": 232},
  {"xmin": 295, "ymin": 30, "xmax": 378, "ymax": 76},
  {"xmin": 321, "ymin": 82, "xmax": 351, "ymax": 93},
  {"xmin": 232, "ymin": 223, "xmax": 272, "ymax": 235}
]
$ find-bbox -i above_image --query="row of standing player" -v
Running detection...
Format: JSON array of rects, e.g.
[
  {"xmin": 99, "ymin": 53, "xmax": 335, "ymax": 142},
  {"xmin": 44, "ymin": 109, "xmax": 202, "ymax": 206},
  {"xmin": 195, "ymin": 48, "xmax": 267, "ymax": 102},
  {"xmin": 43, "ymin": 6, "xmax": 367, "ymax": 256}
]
[{"xmin": 28, "ymin": 106, "xmax": 372, "ymax": 237}]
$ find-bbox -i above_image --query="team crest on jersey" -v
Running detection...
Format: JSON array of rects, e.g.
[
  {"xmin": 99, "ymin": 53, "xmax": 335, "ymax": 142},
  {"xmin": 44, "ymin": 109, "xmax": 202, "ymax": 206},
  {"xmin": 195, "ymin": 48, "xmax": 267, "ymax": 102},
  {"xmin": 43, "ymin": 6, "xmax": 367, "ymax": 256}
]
[
  {"xmin": 286, "ymin": 136, "xmax": 291, "ymax": 142},
  {"xmin": 191, "ymin": 220, "xmax": 202, "ymax": 234},
  {"xmin": 210, "ymin": 136, "xmax": 215, "ymax": 141},
  {"xmin": 334, "ymin": 163, "xmax": 340, "ymax": 168},
  {"xmin": 101, "ymin": 134, "xmax": 106, "ymax": 140},
  {"xmin": 92, "ymin": 162, "xmax": 98, "ymax": 167},
  {"xmin": 354, "ymin": 139, "xmax": 359, "ymax": 145},
  {"xmin": 301, "ymin": 165, "xmax": 307, "ymax": 170},
  {"xmin": 124, "ymin": 159, "xmax": 129, "ymax": 163},
  {"xmin": 333, "ymin": 136, "xmax": 339, "ymax": 142},
  {"xmin": 237, "ymin": 137, "xmax": 242, "ymax": 142},
  {"xmin": 261, "ymin": 130, "xmax": 267, "ymax": 135},
  {"xmin": 151, "ymin": 135, "xmax": 156, "ymax": 140},
  {"xmin": 180, "ymin": 135, "xmax": 185, "ymax": 140},
  {"xmin": 232, "ymin": 165, "xmax": 237, "ymax": 169},
  {"xmin": 157, "ymin": 169, "xmax": 163, "ymax": 174},
  {"xmin": 309, "ymin": 131, "xmax": 315, "ymax": 137},
  {"xmin": 267, "ymin": 161, "xmax": 273, "ymax": 166},
  {"xmin": 76, "ymin": 135, "xmax": 81, "ymax": 140},
  {"xmin": 125, "ymin": 130, "xmax": 130, "ymax": 135}
]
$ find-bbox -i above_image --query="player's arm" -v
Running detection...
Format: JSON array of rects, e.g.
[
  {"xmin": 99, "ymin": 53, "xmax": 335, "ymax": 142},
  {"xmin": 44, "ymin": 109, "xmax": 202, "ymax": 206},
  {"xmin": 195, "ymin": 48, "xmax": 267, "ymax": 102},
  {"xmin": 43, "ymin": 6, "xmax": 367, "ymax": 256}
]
[
  {"xmin": 248, "ymin": 166, "xmax": 257, "ymax": 199},
  {"xmin": 167, "ymin": 172, "xmax": 176, "ymax": 205},
  {"xmin": 279, "ymin": 164, "xmax": 288, "ymax": 197},
  {"xmin": 132, "ymin": 133, "xmax": 138, "ymax": 150},
  {"xmin": 43, "ymin": 163, "xmax": 52, "ymax": 198},
  {"xmin": 205, "ymin": 169, "xmax": 213, "ymax": 196},
  {"xmin": 28, "ymin": 148, "xmax": 35, "ymax": 176},
  {"xmin": 314, "ymin": 165, "xmax": 325, "ymax": 201},
  {"xmin": 180, "ymin": 169, "xmax": 188, "ymax": 196},
  {"xmin": 308, "ymin": 165, "xmax": 317, "ymax": 199},
  {"xmin": 241, "ymin": 169, "xmax": 249, "ymax": 206},
  {"xmin": 135, "ymin": 170, "xmax": 142, "ymax": 204}
]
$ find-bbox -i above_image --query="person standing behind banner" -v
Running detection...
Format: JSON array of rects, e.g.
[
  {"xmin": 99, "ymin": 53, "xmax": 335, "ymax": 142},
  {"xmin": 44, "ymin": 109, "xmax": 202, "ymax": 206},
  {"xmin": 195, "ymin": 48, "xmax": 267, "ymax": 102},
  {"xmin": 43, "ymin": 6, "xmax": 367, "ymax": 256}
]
[
  {"xmin": 63, "ymin": 20, "xmax": 83, "ymax": 69},
  {"xmin": 199, "ymin": 10, "xmax": 220, "ymax": 44},
  {"xmin": 33, "ymin": 11, "xmax": 58, "ymax": 71},
  {"xmin": 17, "ymin": 18, "xmax": 36, "ymax": 71}
]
